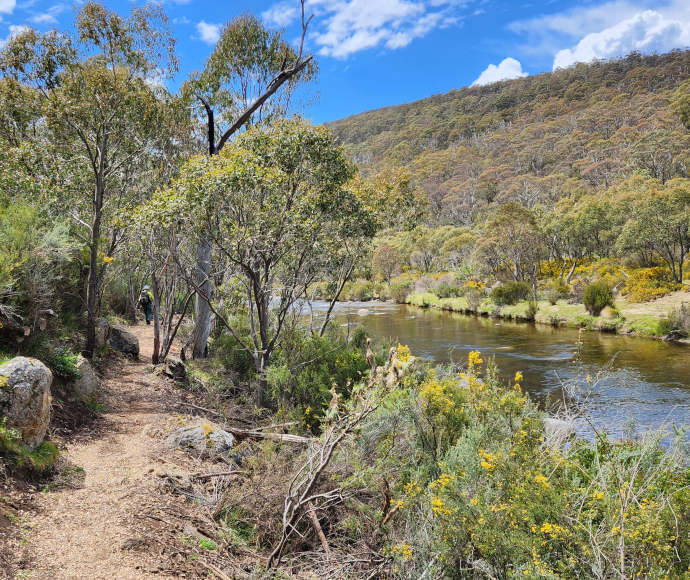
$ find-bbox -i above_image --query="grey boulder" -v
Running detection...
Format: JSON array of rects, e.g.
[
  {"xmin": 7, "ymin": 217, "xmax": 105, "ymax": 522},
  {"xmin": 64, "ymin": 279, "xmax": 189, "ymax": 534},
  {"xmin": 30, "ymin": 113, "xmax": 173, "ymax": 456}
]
[
  {"xmin": 108, "ymin": 325, "xmax": 139, "ymax": 359},
  {"xmin": 166, "ymin": 422, "xmax": 235, "ymax": 457},
  {"xmin": 72, "ymin": 355, "xmax": 99, "ymax": 401},
  {"xmin": 543, "ymin": 417, "xmax": 576, "ymax": 447},
  {"xmin": 0, "ymin": 357, "xmax": 53, "ymax": 450}
]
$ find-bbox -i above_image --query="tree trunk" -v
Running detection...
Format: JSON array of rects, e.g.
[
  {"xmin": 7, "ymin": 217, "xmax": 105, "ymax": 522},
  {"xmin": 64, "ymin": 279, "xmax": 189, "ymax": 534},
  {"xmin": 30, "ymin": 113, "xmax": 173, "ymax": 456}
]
[
  {"xmin": 566, "ymin": 259, "xmax": 578, "ymax": 284},
  {"xmin": 191, "ymin": 238, "xmax": 213, "ymax": 359},
  {"xmin": 151, "ymin": 266, "xmax": 161, "ymax": 365},
  {"xmin": 84, "ymin": 179, "xmax": 104, "ymax": 358}
]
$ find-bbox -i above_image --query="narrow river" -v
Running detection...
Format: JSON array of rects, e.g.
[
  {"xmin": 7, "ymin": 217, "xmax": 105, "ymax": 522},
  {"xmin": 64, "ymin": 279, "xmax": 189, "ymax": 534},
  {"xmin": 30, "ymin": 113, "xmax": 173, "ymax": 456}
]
[{"xmin": 310, "ymin": 301, "xmax": 690, "ymax": 439}]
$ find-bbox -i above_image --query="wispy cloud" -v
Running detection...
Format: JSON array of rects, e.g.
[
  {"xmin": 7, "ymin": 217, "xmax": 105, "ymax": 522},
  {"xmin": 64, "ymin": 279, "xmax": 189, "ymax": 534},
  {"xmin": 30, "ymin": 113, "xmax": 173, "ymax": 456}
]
[
  {"xmin": 260, "ymin": 0, "xmax": 476, "ymax": 59},
  {"xmin": 472, "ymin": 57, "xmax": 527, "ymax": 86},
  {"xmin": 195, "ymin": 20, "xmax": 221, "ymax": 45},
  {"xmin": 262, "ymin": 1, "xmax": 298, "ymax": 28}
]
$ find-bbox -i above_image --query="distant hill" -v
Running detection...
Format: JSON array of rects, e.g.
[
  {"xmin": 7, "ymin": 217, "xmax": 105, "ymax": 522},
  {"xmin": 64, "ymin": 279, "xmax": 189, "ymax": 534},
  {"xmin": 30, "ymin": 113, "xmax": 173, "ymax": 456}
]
[{"xmin": 327, "ymin": 50, "xmax": 690, "ymax": 225}]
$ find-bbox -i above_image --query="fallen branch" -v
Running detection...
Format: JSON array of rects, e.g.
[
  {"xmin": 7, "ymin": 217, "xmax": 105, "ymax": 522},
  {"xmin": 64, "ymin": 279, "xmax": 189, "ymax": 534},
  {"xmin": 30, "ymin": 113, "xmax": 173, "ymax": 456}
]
[
  {"xmin": 307, "ymin": 500, "xmax": 331, "ymax": 560},
  {"xmin": 225, "ymin": 426, "xmax": 315, "ymax": 444},
  {"xmin": 192, "ymin": 470, "xmax": 246, "ymax": 480},
  {"xmin": 198, "ymin": 559, "xmax": 233, "ymax": 580}
]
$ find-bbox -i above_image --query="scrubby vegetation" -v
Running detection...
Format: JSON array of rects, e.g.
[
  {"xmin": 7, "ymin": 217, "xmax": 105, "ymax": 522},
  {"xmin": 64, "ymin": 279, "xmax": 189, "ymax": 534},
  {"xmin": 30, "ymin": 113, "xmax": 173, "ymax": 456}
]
[{"xmin": 0, "ymin": 1, "xmax": 688, "ymax": 577}]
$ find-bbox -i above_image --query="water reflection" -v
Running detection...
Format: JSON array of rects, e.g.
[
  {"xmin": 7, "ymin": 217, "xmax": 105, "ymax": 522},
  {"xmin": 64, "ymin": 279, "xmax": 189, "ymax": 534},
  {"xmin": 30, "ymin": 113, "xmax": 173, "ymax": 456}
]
[{"xmin": 309, "ymin": 301, "xmax": 690, "ymax": 438}]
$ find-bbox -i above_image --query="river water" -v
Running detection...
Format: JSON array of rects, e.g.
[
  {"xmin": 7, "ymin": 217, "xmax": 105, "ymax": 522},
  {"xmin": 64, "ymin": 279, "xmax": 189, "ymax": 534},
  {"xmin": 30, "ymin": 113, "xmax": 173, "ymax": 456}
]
[{"xmin": 309, "ymin": 301, "xmax": 690, "ymax": 439}]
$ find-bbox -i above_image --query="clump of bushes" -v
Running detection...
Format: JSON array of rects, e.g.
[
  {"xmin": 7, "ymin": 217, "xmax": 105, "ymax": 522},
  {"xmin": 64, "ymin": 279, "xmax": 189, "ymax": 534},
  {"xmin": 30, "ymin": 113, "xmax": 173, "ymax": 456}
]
[
  {"xmin": 345, "ymin": 352, "xmax": 690, "ymax": 579},
  {"xmin": 583, "ymin": 281, "xmax": 614, "ymax": 316},
  {"xmin": 463, "ymin": 281, "xmax": 486, "ymax": 311},
  {"xmin": 491, "ymin": 281, "xmax": 531, "ymax": 306},
  {"xmin": 623, "ymin": 267, "xmax": 683, "ymax": 302},
  {"xmin": 668, "ymin": 303, "xmax": 690, "ymax": 336},
  {"xmin": 543, "ymin": 280, "xmax": 570, "ymax": 305}
]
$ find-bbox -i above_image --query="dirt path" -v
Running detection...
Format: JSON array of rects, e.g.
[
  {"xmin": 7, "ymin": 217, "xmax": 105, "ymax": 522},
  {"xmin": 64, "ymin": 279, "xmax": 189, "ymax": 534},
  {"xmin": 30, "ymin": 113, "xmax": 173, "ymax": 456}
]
[{"xmin": 20, "ymin": 324, "xmax": 187, "ymax": 579}]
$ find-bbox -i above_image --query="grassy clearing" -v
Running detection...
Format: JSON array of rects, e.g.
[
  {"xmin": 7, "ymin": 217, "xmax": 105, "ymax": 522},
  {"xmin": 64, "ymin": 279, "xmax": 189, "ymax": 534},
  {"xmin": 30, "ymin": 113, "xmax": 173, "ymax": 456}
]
[{"xmin": 406, "ymin": 292, "xmax": 689, "ymax": 339}]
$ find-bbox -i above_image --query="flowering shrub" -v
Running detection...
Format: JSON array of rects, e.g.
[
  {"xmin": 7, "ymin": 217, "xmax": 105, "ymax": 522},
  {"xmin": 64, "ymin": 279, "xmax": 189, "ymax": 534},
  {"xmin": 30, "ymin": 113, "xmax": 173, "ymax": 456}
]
[
  {"xmin": 350, "ymin": 352, "xmax": 690, "ymax": 579},
  {"xmin": 622, "ymin": 267, "xmax": 683, "ymax": 302}
]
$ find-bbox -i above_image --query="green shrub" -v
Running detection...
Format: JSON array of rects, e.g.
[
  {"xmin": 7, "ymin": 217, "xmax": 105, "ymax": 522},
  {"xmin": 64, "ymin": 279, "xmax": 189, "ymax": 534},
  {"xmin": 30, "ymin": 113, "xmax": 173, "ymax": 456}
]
[
  {"xmin": 268, "ymin": 326, "xmax": 371, "ymax": 418},
  {"xmin": 583, "ymin": 281, "xmax": 614, "ymax": 316},
  {"xmin": 543, "ymin": 280, "xmax": 570, "ymax": 305},
  {"xmin": 491, "ymin": 281, "xmax": 531, "ymax": 306},
  {"xmin": 407, "ymin": 292, "xmax": 439, "ymax": 308},
  {"xmin": 390, "ymin": 279, "xmax": 414, "ymax": 303},
  {"xmin": 434, "ymin": 283, "xmax": 462, "ymax": 298},
  {"xmin": 213, "ymin": 333, "xmax": 255, "ymax": 381},
  {"xmin": 42, "ymin": 347, "xmax": 80, "ymax": 381},
  {"xmin": 0, "ymin": 417, "xmax": 59, "ymax": 474}
]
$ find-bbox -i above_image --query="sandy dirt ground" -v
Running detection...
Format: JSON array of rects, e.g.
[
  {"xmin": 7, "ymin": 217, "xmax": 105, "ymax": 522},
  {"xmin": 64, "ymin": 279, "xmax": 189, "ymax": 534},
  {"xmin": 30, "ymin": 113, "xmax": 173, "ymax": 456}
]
[{"xmin": 15, "ymin": 324, "xmax": 195, "ymax": 579}]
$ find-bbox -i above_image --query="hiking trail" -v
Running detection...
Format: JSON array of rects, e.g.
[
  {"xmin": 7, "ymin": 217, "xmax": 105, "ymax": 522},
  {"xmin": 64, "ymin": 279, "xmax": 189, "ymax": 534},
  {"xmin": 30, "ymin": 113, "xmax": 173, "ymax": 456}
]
[{"xmin": 20, "ymin": 323, "xmax": 189, "ymax": 579}]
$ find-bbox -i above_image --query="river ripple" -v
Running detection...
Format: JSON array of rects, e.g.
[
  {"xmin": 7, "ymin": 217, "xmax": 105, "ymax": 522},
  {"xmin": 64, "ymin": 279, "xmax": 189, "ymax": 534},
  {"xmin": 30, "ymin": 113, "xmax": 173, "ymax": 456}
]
[{"xmin": 309, "ymin": 300, "xmax": 690, "ymax": 440}]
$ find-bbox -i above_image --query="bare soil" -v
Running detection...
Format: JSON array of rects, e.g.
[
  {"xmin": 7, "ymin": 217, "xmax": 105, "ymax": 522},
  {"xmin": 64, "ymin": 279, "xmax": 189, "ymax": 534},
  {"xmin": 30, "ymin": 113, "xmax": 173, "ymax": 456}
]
[{"xmin": 2, "ymin": 323, "xmax": 223, "ymax": 580}]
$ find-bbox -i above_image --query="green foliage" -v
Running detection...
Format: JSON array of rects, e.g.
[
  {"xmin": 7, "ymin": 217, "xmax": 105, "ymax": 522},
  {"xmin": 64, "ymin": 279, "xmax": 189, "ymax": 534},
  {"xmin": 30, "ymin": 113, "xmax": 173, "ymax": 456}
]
[
  {"xmin": 406, "ymin": 292, "xmax": 439, "ymax": 308},
  {"xmin": 348, "ymin": 353, "xmax": 690, "ymax": 579},
  {"xmin": 491, "ymin": 281, "xmax": 531, "ymax": 306},
  {"xmin": 213, "ymin": 333, "xmax": 255, "ymax": 381},
  {"xmin": 583, "ymin": 281, "xmax": 614, "ymax": 316},
  {"xmin": 266, "ymin": 326, "xmax": 370, "ymax": 418},
  {"xmin": 41, "ymin": 347, "xmax": 80, "ymax": 381},
  {"xmin": 0, "ymin": 417, "xmax": 59, "ymax": 474},
  {"xmin": 543, "ymin": 280, "xmax": 570, "ymax": 305}
]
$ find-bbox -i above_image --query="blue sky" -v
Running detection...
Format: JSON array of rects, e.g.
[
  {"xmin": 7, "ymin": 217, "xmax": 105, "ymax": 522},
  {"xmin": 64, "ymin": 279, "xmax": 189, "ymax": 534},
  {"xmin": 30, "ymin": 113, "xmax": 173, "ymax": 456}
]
[{"xmin": 1, "ymin": 0, "xmax": 689, "ymax": 123}]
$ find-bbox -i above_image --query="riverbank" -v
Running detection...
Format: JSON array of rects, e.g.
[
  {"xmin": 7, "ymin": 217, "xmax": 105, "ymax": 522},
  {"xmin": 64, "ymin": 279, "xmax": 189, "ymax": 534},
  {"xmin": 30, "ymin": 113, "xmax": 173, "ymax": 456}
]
[{"xmin": 405, "ymin": 289, "xmax": 690, "ymax": 342}]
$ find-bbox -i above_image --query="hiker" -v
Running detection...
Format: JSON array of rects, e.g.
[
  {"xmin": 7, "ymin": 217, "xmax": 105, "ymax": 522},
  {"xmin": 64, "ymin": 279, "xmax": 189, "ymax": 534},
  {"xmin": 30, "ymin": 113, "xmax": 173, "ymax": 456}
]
[{"xmin": 138, "ymin": 285, "xmax": 154, "ymax": 325}]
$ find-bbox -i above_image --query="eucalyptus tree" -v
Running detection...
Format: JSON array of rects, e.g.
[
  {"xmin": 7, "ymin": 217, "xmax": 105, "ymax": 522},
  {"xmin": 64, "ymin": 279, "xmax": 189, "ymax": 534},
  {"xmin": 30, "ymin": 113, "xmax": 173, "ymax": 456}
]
[
  {"xmin": 617, "ymin": 178, "xmax": 690, "ymax": 283},
  {"xmin": 0, "ymin": 2, "xmax": 177, "ymax": 357},
  {"xmin": 182, "ymin": 2, "xmax": 315, "ymax": 359},
  {"xmin": 149, "ymin": 119, "xmax": 376, "ymax": 406}
]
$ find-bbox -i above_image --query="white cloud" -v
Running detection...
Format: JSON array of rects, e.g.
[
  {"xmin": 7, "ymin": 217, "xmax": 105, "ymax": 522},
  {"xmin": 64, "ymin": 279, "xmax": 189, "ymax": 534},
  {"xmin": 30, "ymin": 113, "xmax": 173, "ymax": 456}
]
[
  {"xmin": 553, "ymin": 9, "xmax": 690, "ymax": 69},
  {"xmin": 260, "ymin": 0, "xmax": 476, "ymax": 59},
  {"xmin": 0, "ymin": 0, "xmax": 15, "ymax": 15},
  {"xmin": 0, "ymin": 24, "xmax": 29, "ymax": 48},
  {"xmin": 196, "ymin": 21, "xmax": 221, "ymax": 45},
  {"xmin": 472, "ymin": 57, "xmax": 528, "ymax": 86},
  {"xmin": 262, "ymin": 2, "xmax": 298, "ymax": 28},
  {"xmin": 30, "ymin": 13, "xmax": 57, "ymax": 25}
]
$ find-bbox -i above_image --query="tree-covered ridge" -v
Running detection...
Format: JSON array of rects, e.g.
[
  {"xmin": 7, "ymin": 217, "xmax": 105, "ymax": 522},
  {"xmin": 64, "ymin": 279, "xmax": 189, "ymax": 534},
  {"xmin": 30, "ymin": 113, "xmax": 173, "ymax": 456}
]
[{"xmin": 328, "ymin": 50, "xmax": 690, "ymax": 224}]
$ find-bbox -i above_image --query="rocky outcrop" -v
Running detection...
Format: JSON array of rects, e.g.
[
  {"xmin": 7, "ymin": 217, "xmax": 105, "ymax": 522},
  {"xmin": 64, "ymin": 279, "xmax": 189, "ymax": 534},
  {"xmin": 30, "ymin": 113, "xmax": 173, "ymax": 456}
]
[
  {"xmin": 72, "ymin": 355, "xmax": 99, "ymax": 401},
  {"xmin": 108, "ymin": 325, "xmax": 139, "ymax": 359},
  {"xmin": 0, "ymin": 357, "xmax": 53, "ymax": 450},
  {"xmin": 166, "ymin": 422, "xmax": 235, "ymax": 458}
]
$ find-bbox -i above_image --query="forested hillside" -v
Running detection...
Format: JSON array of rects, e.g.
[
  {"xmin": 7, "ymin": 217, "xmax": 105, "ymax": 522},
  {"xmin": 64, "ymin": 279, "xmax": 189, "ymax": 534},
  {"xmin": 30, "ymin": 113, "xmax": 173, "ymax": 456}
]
[{"xmin": 328, "ymin": 50, "xmax": 690, "ymax": 224}]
